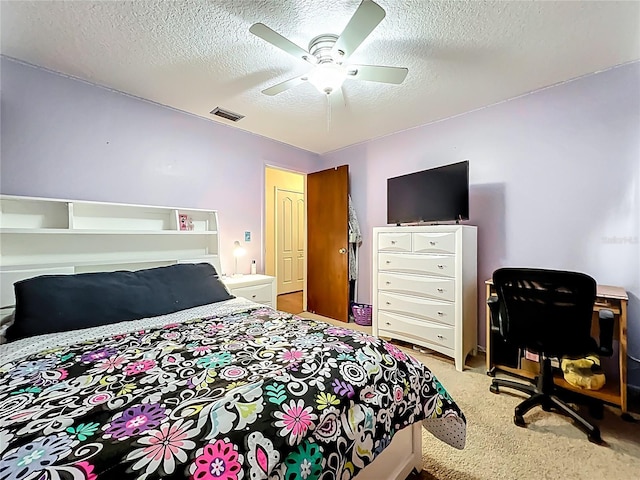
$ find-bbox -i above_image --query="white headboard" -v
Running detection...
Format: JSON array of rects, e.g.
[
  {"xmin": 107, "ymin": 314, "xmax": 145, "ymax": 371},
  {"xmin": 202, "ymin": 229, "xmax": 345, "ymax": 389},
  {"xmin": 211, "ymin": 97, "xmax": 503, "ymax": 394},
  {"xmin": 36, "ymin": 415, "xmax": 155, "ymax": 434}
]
[{"xmin": 0, "ymin": 195, "xmax": 221, "ymax": 308}]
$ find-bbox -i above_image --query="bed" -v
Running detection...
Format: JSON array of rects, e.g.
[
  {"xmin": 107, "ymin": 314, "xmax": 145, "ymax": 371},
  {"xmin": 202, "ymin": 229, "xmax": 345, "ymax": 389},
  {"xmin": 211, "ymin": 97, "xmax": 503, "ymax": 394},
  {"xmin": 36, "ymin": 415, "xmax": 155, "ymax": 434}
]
[{"xmin": 0, "ymin": 262, "xmax": 466, "ymax": 480}]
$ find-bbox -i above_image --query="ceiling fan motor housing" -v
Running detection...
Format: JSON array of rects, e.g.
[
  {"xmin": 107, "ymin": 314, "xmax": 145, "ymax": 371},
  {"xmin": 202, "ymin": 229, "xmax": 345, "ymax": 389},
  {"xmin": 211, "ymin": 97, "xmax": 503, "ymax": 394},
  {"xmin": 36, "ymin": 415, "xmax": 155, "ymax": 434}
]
[{"xmin": 308, "ymin": 34, "xmax": 342, "ymax": 64}]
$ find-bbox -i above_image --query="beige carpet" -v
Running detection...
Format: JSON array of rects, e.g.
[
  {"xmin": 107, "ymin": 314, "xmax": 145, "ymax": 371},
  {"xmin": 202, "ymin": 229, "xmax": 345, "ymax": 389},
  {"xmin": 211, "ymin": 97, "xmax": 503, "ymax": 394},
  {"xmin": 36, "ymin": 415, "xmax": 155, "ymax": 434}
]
[
  {"xmin": 298, "ymin": 312, "xmax": 640, "ymax": 480},
  {"xmin": 408, "ymin": 351, "xmax": 640, "ymax": 480}
]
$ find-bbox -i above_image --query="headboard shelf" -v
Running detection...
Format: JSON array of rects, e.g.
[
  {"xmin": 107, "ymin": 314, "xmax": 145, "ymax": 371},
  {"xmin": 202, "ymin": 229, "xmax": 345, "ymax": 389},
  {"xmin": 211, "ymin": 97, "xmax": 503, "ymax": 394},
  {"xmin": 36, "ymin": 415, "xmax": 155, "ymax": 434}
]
[
  {"xmin": 1, "ymin": 229, "xmax": 218, "ymax": 235},
  {"xmin": 1, "ymin": 254, "xmax": 221, "ymax": 268},
  {"xmin": 0, "ymin": 195, "xmax": 222, "ymax": 308}
]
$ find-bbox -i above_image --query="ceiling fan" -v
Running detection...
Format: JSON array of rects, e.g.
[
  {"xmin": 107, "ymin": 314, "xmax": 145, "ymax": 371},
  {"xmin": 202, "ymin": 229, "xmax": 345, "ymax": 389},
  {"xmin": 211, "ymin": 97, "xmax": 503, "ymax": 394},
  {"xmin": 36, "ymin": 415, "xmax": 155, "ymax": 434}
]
[{"xmin": 249, "ymin": 0, "xmax": 408, "ymax": 103}]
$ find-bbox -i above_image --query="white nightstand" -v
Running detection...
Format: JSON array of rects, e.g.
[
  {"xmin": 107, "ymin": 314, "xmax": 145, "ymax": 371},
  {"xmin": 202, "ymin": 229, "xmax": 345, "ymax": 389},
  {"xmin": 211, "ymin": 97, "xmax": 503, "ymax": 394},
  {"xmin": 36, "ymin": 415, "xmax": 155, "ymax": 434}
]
[{"xmin": 222, "ymin": 274, "xmax": 276, "ymax": 307}]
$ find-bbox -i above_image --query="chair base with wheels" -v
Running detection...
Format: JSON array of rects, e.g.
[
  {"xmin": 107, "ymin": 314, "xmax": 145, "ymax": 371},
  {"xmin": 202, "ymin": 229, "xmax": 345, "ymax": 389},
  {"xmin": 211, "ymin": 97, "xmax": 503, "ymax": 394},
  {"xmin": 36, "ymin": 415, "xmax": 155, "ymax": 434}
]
[{"xmin": 490, "ymin": 357, "xmax": 602, "ymax": 444}]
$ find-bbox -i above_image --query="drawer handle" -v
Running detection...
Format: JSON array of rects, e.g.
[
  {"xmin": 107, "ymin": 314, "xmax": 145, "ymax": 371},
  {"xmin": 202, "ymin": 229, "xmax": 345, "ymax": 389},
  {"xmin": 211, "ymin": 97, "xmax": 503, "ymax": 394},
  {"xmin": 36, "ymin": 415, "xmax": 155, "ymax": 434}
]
[
  {"xmin": 252, "ymin": 294, "xmax": 257, "ymax": 298},
  {"xmin": 437, "ymin": 264, "xmax": 444, "ymax": 269},
  {"xmin": 430, "ymin": 241, "xmax": 436, "ymax": 246},
  {"xmin": 386, "ymin": 260, "xmax": 391, "ymax": 264},
  {"xmin": 385, "ymin": 281, "xmax": 391, "ymax": 285},
  {"xmin": 437, "ymin": 288, "xmax": 444, "ymax": 292},
  {"xmin": 437, "ymin": 311, "xmax": 444, "ymax": 316},
  {"xmin": 437, "ymin": 334, "xmax": 444, "ymax": 339},
  {"xmin": 386, "ymin": 301, "xmax": 391, "ymax": 305},
  {"xmin": 391, "ymin": 240, "xmax": 396, "ymax": 245},
  {"xmin": 385, "ymin": 322, "xmax": 391, "ymax": 325}
]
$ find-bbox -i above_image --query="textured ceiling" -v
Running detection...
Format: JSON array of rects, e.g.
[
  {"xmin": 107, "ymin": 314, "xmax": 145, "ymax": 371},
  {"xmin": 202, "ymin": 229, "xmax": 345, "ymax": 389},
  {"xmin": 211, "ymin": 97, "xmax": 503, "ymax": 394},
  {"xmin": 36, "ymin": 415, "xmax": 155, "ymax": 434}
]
[{"xmin": 1, "ymin": 0, "xmax": 639, "ymax": 154}]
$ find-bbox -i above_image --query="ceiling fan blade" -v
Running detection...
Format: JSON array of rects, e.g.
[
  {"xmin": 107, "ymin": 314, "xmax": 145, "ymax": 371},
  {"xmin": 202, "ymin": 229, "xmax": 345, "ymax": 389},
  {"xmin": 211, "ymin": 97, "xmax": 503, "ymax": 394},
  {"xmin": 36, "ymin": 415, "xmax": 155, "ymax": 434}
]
[
  {"xmin": 250, "ymin": 23, "xmax": 317, "ymax": 65},
  {"xmin": 262, "ymin": 75, "xmax": 307, "ymax": 96},
  {"xmin": 331, "ymin": 0, "xmax": 386, "ymax": 62},
  {"xmin": 347, "ymin": 64, "xmax": 408, "ymax": 84}
]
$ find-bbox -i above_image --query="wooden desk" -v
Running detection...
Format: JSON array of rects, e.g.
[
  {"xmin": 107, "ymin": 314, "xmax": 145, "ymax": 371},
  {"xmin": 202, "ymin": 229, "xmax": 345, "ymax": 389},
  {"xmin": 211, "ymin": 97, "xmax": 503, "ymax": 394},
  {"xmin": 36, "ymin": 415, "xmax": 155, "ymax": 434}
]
[{"xmin": 485, "ymin": 280, "xmax": 629, "ymax": 413}]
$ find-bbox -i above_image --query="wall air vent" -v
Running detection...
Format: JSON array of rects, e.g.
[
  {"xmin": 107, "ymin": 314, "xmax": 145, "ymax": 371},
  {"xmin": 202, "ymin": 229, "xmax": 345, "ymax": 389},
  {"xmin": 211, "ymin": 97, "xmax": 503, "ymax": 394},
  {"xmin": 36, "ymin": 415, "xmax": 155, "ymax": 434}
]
[{"xmin": 210, "ymin": 107, "xmax": 245, "ymax": 122}]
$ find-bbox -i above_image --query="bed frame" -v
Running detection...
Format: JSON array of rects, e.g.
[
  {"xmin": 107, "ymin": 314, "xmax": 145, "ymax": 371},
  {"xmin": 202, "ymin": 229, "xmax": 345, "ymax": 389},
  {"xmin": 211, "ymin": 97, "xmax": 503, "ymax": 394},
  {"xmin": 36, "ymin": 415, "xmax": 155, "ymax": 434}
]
[
  {"xmin": 358, "ymin": 423, "xmax": 422, "ymax": 479},
  {"xmin": 0, "ymin": 194, "xmax": 423, "ymax": 479}
]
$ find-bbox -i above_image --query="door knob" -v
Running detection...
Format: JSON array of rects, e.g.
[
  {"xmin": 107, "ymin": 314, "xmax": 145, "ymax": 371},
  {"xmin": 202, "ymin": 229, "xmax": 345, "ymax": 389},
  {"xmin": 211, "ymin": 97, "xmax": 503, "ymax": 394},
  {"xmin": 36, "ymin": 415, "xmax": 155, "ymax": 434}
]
[{"xmin": 339, "ymin": 248, "xmax": 347, "ymax": 254}]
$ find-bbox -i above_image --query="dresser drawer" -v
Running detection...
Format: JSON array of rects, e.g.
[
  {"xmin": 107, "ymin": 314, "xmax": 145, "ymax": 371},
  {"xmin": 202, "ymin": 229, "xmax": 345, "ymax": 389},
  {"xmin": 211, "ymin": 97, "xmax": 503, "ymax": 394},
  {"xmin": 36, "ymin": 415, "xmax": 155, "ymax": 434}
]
[
  {"xmin": 378, "ymin": 272, "xmax": 455, "ymax": 302},
  {"xmin": 378, "ymin": 253, "xmax": 455, "ymax": 278},
  {"xmin": 378, "ymin": 291, "xmax": 455, "ymax": 325},
  {"xmin": 377, "ymin": 232, "xmax": 411, "ymax": 252},
  {"xmin": 229, "ymin": 283, "xmax": 272, "ymax": 304},
  {"xmin": 378, "ymin": 311, "xmax": 454, "ymax": 350},
  {"xmin": 413, "ymin": 232, "xmax": 456, "ymax": 254}
]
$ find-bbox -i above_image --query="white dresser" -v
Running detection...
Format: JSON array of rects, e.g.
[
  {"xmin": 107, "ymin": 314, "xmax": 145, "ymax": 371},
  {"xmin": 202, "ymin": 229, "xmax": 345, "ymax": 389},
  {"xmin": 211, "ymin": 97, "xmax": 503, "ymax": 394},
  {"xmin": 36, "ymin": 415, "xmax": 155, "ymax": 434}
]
[
  {"xmin": 222, "ymin": 274, "xmax": 277, "ymax": 308},
  {"xmin": 372, "ymin": 225, "xmax": 477, "ymax": 371}
]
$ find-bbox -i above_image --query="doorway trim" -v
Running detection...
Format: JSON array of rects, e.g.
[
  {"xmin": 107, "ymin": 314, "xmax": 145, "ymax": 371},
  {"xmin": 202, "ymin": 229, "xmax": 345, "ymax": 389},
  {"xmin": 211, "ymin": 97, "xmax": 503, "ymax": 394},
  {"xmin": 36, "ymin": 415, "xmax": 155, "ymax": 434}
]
[{"xmin": 264, "ymin": 164, "xmax": 306, "ymax": 311}]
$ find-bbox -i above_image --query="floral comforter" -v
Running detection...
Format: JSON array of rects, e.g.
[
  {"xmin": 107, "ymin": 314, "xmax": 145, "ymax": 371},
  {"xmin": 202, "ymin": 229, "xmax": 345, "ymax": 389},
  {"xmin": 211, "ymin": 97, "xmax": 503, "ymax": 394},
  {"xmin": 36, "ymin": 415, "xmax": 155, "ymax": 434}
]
[{"xmin": 0, "ymin": 298, "xmax": 466, "ymax": 480}]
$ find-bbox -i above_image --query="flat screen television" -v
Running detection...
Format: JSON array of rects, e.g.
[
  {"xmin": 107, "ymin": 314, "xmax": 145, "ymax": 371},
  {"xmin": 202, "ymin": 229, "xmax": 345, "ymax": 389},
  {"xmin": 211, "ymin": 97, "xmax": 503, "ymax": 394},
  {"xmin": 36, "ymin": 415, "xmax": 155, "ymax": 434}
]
[{"xmin": 387, "ymin": 160, "xmax": 469, "ymax": 225}]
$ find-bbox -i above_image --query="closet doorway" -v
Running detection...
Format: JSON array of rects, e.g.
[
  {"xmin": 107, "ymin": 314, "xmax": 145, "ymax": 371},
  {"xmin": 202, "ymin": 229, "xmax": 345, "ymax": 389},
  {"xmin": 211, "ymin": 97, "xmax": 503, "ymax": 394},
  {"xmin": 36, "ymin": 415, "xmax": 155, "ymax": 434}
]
[
  {"xmin": 275, "ymin": 188, "xmax": 304, "ymax": 294},
  {"xmin": 265, "ymin": 166, "xmax": 305, "ymax": 314}
]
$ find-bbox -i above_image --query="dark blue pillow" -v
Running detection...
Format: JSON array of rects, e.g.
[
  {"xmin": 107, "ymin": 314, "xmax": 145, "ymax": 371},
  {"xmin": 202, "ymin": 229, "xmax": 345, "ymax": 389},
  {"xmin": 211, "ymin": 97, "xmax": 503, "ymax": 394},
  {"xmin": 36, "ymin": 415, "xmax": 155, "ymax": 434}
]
[{"xmin": 7, "ymin": 263, "xmax": 233, "ymax": 341}]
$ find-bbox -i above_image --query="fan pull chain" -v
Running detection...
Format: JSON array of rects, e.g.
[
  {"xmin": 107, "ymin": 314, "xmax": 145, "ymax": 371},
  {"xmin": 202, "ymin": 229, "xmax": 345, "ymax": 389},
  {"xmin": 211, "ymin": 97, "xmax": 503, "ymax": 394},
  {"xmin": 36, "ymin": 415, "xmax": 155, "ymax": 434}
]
[{"xmin": 326, "ymin": 93, "xmax": 331, "ymax": 133}]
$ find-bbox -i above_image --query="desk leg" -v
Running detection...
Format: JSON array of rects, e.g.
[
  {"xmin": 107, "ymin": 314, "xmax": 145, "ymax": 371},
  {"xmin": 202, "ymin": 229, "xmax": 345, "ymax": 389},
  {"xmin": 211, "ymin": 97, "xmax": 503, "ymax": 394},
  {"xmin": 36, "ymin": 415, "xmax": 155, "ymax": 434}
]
[
  {"xmin": 485, "ymin": 283, "xmax": 492, "ymax": 374},
  {"xmin": 619, "ymin": 299, "xmax": 628, "ymax": 413}
]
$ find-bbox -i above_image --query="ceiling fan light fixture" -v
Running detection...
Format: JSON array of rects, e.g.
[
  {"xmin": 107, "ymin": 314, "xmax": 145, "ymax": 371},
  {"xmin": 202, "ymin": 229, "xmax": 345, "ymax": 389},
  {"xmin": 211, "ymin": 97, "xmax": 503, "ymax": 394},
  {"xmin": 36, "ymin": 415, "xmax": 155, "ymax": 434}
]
[
  {"xmin": 308, "ymin": 63, "xmax": 347, "ymax": 95},
  {"xmin": 250, "ymin": 1, "xmax": 407, "ymax": 98}
]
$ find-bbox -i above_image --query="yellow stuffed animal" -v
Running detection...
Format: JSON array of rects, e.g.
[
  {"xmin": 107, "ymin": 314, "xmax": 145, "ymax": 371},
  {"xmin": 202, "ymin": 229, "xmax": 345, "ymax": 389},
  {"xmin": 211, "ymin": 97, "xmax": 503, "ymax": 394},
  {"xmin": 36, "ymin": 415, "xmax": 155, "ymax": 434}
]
[{"xmin": 561, "ymin": 355, "xmax": 606, "ymax": 390}]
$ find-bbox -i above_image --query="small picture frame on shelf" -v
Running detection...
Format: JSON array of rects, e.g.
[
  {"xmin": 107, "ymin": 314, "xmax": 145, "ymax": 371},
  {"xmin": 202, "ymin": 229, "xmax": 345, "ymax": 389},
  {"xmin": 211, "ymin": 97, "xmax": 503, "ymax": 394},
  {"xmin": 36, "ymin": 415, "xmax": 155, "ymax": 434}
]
[{"xmin": 179, "ymin": 214, "xmax": 192, "ymax": 231}]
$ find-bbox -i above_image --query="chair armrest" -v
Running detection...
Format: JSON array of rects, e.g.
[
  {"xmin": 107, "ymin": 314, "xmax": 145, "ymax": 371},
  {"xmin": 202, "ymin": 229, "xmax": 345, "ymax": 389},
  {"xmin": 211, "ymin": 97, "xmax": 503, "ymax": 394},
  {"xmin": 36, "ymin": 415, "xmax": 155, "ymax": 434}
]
[{"xmin": 487, "ymin": 296, "xmax": 501, "ymax": 333}]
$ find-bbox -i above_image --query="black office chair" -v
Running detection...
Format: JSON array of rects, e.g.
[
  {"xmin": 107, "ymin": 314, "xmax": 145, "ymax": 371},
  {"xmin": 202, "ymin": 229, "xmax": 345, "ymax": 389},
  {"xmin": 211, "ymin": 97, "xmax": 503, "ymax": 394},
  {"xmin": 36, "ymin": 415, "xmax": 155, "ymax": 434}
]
[{"xmin": 488, "ymin": 268, "xmax": 613, "ymax": 444}]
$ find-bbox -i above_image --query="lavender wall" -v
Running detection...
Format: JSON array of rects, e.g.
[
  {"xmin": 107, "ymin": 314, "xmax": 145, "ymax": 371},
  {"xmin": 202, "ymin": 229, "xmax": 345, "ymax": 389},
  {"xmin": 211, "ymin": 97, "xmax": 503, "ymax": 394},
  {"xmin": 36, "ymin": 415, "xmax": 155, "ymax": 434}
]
[
  {"xmin": 322, "ymin": 62, "xmax": 640, "ymax": 381},
  {"xmin": 0, "ymin": 57, "xmax": 321, "ymax": 275},
  {"xmin": 2, "ymin": 56, "xmax": 639, "ymax": 385}
]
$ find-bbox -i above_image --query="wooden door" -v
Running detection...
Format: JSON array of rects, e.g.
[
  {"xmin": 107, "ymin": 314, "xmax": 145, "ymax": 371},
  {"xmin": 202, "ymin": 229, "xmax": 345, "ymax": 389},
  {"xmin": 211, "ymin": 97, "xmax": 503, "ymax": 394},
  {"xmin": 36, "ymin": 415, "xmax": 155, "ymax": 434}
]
[
  {"xmin": 276, "ymin": 188, "xmax": 304, "ymax": 294},
  {"xmin": 306, "ymin": 165, "xmax": 349, "ymax": 322}
]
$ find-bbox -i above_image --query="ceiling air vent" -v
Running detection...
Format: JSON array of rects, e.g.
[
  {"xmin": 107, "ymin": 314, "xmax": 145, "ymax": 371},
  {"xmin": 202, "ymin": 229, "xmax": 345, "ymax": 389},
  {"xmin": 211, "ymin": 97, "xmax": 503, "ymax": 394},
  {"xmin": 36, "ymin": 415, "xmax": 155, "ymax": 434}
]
[{"xmin": 210, "ymin": 107, "xmax": 244, "ymax": 122}]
